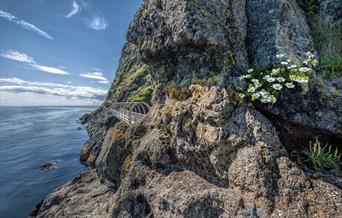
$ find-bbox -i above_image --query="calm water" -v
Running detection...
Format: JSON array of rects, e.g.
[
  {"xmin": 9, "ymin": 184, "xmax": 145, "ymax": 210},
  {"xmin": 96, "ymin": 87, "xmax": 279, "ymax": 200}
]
[{"xmin": 0, "ymin": 106, "xmax": 96, "ymax": 218}]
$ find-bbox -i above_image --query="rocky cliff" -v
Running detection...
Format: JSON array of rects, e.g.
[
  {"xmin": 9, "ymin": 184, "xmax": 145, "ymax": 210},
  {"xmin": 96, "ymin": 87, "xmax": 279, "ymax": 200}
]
[{"xmin": 30, "ymin": 0, "xmax": 342, "ymax": 217}]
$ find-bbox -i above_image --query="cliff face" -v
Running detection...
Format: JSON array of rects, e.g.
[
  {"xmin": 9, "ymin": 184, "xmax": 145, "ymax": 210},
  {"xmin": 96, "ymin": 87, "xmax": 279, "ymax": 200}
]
[{"xmin": 31, "ymin": 0, "xmax": 342, "ymax": 217}]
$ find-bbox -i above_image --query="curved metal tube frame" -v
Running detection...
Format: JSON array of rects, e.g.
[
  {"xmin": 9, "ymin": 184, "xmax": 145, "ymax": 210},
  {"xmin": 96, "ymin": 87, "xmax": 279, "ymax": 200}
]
[{"xmin": 110, "ymin": 102, "xmax": 150, "ymax": 125}]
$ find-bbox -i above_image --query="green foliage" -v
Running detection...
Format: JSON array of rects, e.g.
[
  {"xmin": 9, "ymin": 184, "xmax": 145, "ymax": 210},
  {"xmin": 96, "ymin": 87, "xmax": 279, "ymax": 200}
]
[
  {"xmin": 239, "ymin": 52, "xmax": 317, "ymax": 104},
  {"xmin": 106, "ymin": 64, "xmax": 151, "ymax": 103},
  {"xmin": 165, "ymin": 83, "xmax": 192, "ymax": 101},
  {"xmin": 192, "ymin": 74, "xmax": 220, "ymax": 86},
  {"xmin": 298, "ymin": 0, "xmax": 320, "ymax": 18},
  {"xmin": 304, "ymin": 138, "xmax": 341, "ymax": 170},
  {"xmin": 310, "ymin": 17, "xmax": 342, "ymax": 73},
  {"xmin": 141, "ymin": 7, "xmax": 148, "ymax": 17},
  {"xmin": 129, "ymin": 84, "xmax": 154, "ymax": 103}
]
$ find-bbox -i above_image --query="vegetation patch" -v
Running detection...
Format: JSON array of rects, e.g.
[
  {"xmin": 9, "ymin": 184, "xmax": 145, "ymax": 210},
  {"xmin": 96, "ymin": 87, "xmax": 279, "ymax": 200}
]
[
  {"xmin": 129, "ymin": 84, "xmax": 154, "ymax": 103},
  {"xmin": 239, "ymin": 52, "xmax": 318, "ymax": 104},
  {"xmin": 310, "ymin": 17, "xmax": 342, "ymax": 73},
  {"xmin": 165, "ymin": 83, "xmax": 192, "ymax": 101},
  {"xmin": 299, "ymin": 0, "xmax": 342, "ymax": 73},
  {"xmin": 303, "ymin": 138, "xmax": 341, "ymax": 170}
]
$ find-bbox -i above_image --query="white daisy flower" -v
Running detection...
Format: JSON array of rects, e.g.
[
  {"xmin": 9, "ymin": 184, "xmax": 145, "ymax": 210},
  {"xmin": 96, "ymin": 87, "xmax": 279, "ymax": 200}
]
[
  {"xmin": 295, "ymin": 76, "xmax": 309, "ymax": 83},
  {"xmin": 277, "ymin": 77, "xmax": 286, "ymax": 82},
  {"xmin": 252, "ymin": 79, "xmax": 259, "ymax": 83},
  {"xmin": 266, "ymin": 77, "xmax": 276, "ymax": 83},
  {"xmin": 276, "ymin": 53, "xmax": 285, "ymax": 59},
  {"xmin": 303, "ymin": 59, "xmax": 310, "ymax": 65},
  {"xmin": 285, "ymin": 83, "xmax": 295, "ymax": 88},
  {"xmin": 289, "ymin": 74, "xmax": 296, "ymax": 81},
  {"xmin": 239, "ymin": 93, "xmax": 246, "ymax": 99},
  {"xmin": 261, "ymin": 97, "xmax": 269, "ymax": 103},
  {"xmin": 259, "ymin": 90, "xmax": 269, "ymax": 96},
  {"xmin": 247, "ymin": 69, "xmax": 254, "ymax": 73},
  {"xmin": 287, "ymin": 64, "xmax": 297, "ymax": 69},
  {"xmin": 247, "ymin": 86, "xmax": 256, "ymax": 93},
  {"xmin": 271, "ymin": 68, "xmax": 280, "ymax": 75},
  {"xmin": 306, "ymin": 51, "xmax": 314, "ymax": 58},
  {"xmin": 251, "ymin": 93, "xmax": 260, "ymax": 101},
  {"xmin": 299, "ymin": 67, "xmax": 311, "ymax": 73},
  {"xmin": 312, "ymin": 59, "xmax": 318, "ymax": 66},
  {"xmin": 268, "ymin": 95, "xmax": 277, "ymax": 104},
  {"xmin": 272, "ymin": 84, "xmax": 283, "ymax": 90},
  {"xmin": 281, "ymin": 61, "xmax": 288, "ymax": 65}
]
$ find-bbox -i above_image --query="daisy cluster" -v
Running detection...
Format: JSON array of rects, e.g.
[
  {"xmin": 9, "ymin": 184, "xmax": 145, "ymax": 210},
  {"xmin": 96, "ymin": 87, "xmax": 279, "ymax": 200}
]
[{"xmin": 239, "ymin": 51, "xmax": 318, "ymax": 104}]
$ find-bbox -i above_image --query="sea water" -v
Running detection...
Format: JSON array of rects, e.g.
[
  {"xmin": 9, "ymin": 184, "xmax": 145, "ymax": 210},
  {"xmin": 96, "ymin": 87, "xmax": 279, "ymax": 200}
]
[{"xmin": 0, "ymin": 106, "xmax": 96, "ymax": 218}]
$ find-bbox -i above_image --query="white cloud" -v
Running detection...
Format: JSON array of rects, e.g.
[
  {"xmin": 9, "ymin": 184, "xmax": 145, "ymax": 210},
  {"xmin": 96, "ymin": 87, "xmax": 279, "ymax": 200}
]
[
  {"xmin": 1, "ymin": 50, "xmax": 69, "ymax": 75},
  {"xmin": 1, "ymin": 49, "xmax": 35, "ymax": 64},
  {"xmin": 80, "ymin": 72, "xmax": 109, "ymax": 84},
  {"xmin": 0, "ymin": 77, "xmax": 107, "ymax": 100},
  {"xmin": 65, "ymin": 0, "xmax": 81, "ymax": 18},
  {"xmin": 0, "ymin": 10, "xmax": 53, "ymax": 40},
  {"xmin": 31, "ymin": 64, "xmax": 69, "ymax": 75},
  {"xmin": 87, "ymin": 15, "xmax": 108, "ymax": 30}
]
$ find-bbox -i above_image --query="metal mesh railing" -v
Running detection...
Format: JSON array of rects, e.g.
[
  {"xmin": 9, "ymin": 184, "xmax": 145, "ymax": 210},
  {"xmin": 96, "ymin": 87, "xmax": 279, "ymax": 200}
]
[{"xmin": 110, "ymin": 102, "xmax": 150, "ymax": 125}]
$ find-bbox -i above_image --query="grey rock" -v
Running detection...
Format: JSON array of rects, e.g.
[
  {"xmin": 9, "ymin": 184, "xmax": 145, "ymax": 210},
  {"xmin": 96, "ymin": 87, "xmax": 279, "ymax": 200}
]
[
  {"xmin": 128, "ymin": 0, "xmax": 248, "ymax": 85},
  {"xmin": 321, "ymin": 0, "xmax": 342, "ymax": 26},
  {"xmin": 95, "ymin": 123, "xmax": 130, "ymax": 187},
  {"xmin": 29, "ymin": 170, "xmax": 113, "ymax": 218},
  {"xmin": 246, "ymin": 0, "xmax": 313, "ymax": 68}
]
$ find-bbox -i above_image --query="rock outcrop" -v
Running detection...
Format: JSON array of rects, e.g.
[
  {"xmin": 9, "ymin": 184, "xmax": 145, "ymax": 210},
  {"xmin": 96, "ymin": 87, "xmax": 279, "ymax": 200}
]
[{"xmin": 31, "ymin": 0, "xmax": 342, "ymax": 217}]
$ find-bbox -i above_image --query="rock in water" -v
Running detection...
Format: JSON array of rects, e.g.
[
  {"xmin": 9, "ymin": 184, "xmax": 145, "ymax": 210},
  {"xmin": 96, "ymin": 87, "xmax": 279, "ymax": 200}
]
[{"xmin": 39, "ymin": 162, "xmax": 59, "ymax": 171}]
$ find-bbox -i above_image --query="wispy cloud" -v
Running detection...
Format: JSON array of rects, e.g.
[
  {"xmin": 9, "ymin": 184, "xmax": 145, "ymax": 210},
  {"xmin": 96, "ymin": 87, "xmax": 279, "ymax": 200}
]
[
  {"xmin": 80, "ymin": 72, "xmax": 109, "ymax": 84},
  {"xmin": 65, "ymin": 0, "xmax": 81, "ymax": 18},
  {"xmin": 0, "ymin": 10, "xmax": 53, "ymax": 40},
  {"xmin": 1, "ymin": 50, "xmax": 69, "ymax": 75},
  {"xmin": 0, "ymin": 77, "xmax": 107, "ymax": 99},
  {"xmin": 1, "ymin": 49, "xmax": 35, "ymax": 63},
  {"xmin": 87, "ymin": 15, "xmax": 108, "ymax": 30},
  {"xmin": 31, "ymin": 65, "xmax": 69, "ymax": 75}
]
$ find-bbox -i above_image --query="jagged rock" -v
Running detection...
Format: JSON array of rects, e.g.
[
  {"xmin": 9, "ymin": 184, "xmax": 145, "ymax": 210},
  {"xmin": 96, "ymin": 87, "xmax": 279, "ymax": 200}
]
[
  {"xmin": 109, "ymin": 86, "xmax": 342, "ymax": 217},
  {"xmin": 80, "ymin": 106, "xmax": 118, "ymax": 166},
  {"xmin": 29, "ymin": 170, "xmax": 113, "ymax": 218},
  {"xmin": 31, "ymin": 0, "xmax": 342, "ymax": 217},
  {"xmin": 39, "ymin": 161, "xmax": 60, "ymax": 171},
  {"xmin": 321, "ymin": 0, "xmax": 342, "ymax": 26},
  {"xmin": 257, "ymin": 74, "xmax": 342, "ymax": 147},
  {"xmin": 128, "ymin": 0, "xmax": 248, "ymax": 85},
  {"xmin": 32, "ymin": 86, "xmax": 342, "ymax": 218},
  {"xmin": 246, "ymin": 0, "xmax": 313, "ymax": 68},
  {"xmin": 95, "ymin": 123, "xmax": 130, "ymax": 187}
]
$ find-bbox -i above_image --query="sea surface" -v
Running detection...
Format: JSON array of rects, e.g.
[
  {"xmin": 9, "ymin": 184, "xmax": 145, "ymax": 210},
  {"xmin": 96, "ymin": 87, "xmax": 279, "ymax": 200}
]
[{"xmin": 0, "ymin": 106, "xmax": 96, "ymax": 218}]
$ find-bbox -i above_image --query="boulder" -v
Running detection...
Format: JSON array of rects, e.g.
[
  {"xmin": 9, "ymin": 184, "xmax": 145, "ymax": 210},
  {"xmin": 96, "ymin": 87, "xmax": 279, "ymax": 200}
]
[
  {"xmin": 128, "ymin": 0, "xmax": 248, "ymax": 84},
  {"xmin": 321, "ymin": 0, "xmax": 342, "ymax": 26},
  {"xmin": 246, "ymin": 0, "xmax": 313, "ymax": 68}
]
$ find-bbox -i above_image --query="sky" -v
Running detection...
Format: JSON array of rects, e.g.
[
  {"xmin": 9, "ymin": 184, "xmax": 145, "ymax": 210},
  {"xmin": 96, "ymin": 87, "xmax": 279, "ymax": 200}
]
[{"xmin": 0, "ymin": 0, "xmax": 142, "ymax": 106}]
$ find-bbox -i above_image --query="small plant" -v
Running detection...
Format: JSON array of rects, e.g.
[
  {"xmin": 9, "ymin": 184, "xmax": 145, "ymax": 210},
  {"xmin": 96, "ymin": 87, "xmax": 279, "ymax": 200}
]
[
  {"xmin": 165, "ymin": 83, "xmax": 192, "ymax": 101},
  {"xmin": 239, "ymin": 51, "xmax": 318, "ymax": 104},
  {"xmin": 304, "ymin": 138, "xmax": 341, "ymax": 170},
  {"xmin": 141, "ymin": 7, "xmax": 148, "ymax": 17}
]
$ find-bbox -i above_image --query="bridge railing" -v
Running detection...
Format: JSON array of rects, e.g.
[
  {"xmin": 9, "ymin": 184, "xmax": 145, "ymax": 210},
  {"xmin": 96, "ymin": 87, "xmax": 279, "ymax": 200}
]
[{"xmin": 110, "ymin": 102, "xmax": 150, "ymax": 125}]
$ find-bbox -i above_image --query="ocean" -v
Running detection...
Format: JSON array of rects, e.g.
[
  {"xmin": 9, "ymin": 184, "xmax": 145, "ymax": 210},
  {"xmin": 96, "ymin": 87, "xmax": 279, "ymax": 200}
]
[{"xmin": 0, "ymin": 106, "xmax": 96, "ymax": 218}]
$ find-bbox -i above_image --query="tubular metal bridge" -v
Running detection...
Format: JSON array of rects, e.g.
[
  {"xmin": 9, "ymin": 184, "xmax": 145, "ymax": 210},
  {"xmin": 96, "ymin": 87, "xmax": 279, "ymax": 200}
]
[{"xmin": 110, "ymin": 102, "xmax": 150, "ymax": 125}]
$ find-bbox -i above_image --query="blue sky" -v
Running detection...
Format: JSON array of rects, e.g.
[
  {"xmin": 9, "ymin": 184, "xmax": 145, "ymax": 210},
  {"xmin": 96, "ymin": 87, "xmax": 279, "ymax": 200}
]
[{"xmin": 0, "ymin": 0, "xmax": 142, "ymax": 106}]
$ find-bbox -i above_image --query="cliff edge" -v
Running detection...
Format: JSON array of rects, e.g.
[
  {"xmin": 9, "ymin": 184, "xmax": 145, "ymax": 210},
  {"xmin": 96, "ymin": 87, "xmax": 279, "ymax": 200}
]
[{"xmin": 30, "ymin": 0, "xmax": 342, "ymax": 217}]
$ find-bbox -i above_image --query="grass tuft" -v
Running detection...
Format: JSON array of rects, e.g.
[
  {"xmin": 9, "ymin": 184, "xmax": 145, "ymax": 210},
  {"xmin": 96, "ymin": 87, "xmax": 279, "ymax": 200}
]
[{"xmin": 303, "ymin": 138, "xmax": 341, "ymax": 170}]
